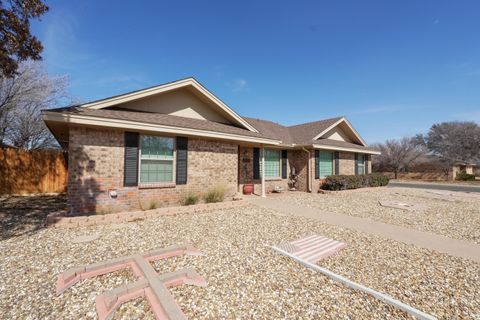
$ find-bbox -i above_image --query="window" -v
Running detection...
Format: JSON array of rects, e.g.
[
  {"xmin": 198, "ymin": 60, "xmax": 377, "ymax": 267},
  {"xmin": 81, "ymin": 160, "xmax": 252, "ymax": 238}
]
[
  {"xmin": 140, "ymin": 135, "xmax": 175, "ymax": 183},
  {"xmin": 259, "ymin": 149, "xmax": 281, "ymax": 178},
  {"xmin": 357, "ymin": 154, "xmax": 365, "ymax": 175},
  {"xmin": 318, "ymin": 151, "xmax": 334, "ymax": 178}
]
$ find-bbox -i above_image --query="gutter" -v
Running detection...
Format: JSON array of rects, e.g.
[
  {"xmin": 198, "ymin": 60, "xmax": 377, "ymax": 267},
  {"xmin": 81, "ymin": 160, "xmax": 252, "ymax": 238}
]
[
  {"xmin": 301, "ymin": 147, "xmax": 312, "ymax": 192},
  {"xmin": 312, "ymin": 143, "xmax": 381, "ymax": 155}
]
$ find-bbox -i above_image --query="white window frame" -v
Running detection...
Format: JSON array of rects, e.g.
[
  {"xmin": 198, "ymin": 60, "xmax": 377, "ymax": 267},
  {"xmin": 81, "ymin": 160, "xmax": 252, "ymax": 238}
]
[
  {"xmin": 318, "ymin": 150, "xmax": 334, "ymax": 178},
  {"xmin": 138, "ymin": 134, "xmax": 176, "ymax": 185},
  {"xmin": 260, "ymin": 148, "xmax": 282, "ymax": 180}
]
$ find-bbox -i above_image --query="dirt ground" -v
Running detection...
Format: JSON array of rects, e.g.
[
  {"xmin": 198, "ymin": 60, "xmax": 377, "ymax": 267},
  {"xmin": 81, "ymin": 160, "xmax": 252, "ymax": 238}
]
[{"xmin": 0, "ymin": 194, "xmax": 66, "ymax": 240}]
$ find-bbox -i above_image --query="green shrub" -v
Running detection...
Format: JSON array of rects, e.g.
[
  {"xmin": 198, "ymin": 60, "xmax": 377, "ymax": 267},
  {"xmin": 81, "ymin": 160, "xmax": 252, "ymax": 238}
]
[
  {"xmin": 180, "ymin": 191, "xmax": 199, "ymax": 206},
  {"xmin": 455, "ymin": 171, "xmax": 476, "ymax": 181},
  {"xmin": 204, "ymin": 185, "xmax": 225, "ymax": 203},
  {"xmin": 321, "ymin": 174, "xmax": 389, "ymax": 191}
]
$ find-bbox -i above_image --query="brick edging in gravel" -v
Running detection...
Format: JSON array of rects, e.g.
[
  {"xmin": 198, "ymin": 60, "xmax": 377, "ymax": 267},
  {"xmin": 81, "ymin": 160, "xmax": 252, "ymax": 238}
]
[{"xmin": 46, "ymin": 200, "xmax": 247, "ymax": 229}]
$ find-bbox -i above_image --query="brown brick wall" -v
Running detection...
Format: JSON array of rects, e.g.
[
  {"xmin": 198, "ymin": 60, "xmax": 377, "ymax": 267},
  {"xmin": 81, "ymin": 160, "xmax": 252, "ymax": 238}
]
[
  {"xmin": 238, "ymin": 147, "xmax": 288, "ymax": 194},
  {"xmin": 68, "ymin": 126, "xmax": 238, "ymax": 215},
  {"xmin": 289, "ymin": 149, "xmax": 309, "ymax": 192},
  {"xmin": 339, "ymin": 152, "xmax": 355, "ymax": 175},
  {"xmin": 237, "ymin": 147, "xmax": 309, "ymax": 194}
]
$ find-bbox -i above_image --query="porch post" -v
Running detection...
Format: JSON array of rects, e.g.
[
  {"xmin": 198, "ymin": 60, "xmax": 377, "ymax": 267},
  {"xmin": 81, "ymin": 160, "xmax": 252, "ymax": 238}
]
[{"xmin": 261, "ymin": 146, "xmax": 266, "ymax": 197}]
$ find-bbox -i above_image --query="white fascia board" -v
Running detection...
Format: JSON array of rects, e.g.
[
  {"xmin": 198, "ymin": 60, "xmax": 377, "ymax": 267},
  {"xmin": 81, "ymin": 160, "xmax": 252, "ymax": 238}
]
[
  {"xmin": 42, "ymin": 112, "xmax": 280, "ymax": 145},
  {"xmin": 312, "ymin": 144, "xmax": 381, "ymax": 155},
  {"xmin": 80, "ymin": 78, "xmax": 259, "ymax": 133},
  {"xmin": 312, "ymin": 117, "xmax": 367, "ymax": 147}
]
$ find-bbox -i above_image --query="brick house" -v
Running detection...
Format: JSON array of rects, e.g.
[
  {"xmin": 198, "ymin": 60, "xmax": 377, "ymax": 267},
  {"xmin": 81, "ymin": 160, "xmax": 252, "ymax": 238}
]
[{"xmin": 43, "ymin": 78, "xmax": 380, "ymax": 215}]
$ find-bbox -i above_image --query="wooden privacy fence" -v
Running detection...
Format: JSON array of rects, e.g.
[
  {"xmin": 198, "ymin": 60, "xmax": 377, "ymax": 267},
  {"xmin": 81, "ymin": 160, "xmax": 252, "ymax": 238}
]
[{"xmin": 0, "ymin": 147, "xmax": 67, "ymax": 195}]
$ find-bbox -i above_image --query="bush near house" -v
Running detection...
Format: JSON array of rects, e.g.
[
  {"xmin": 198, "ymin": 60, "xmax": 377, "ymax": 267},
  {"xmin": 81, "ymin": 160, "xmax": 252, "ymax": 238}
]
[
  {"xmin": 180, "ymin": 191, "xmax": 199, "ymax": 206},
  {"xmin": 139, "ymin": 199, "xmax": 160, "ymax": 211},
  {"xmin": 455, "ymin": 171, "xmax": 476, "ymax": 181},
  {"xmin": 204, "ymin": 185, "xmax": 226, "ymax": 203},
  {"xmin": 321, "ymin": 174, "xmax": 390, "ymax": 191}
]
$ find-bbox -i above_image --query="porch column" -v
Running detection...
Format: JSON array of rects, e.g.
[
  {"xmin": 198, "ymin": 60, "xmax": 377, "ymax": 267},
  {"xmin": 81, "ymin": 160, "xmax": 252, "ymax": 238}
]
[{"xmin": 261, "ymin": 146, "xmax": 266, "ymax": 197}]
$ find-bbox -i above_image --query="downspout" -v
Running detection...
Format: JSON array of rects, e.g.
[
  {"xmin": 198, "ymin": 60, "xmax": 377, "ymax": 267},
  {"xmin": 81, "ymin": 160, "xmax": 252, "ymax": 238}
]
[{"xmin": 301, "ymin": 147, "xmax": 312, "ymax": 192}]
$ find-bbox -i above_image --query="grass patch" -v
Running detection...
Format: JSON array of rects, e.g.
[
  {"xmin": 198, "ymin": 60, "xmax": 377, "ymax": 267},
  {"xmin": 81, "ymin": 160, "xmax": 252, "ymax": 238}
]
[
  {"xmin": 204, "ymin": 185, "xmax": 225, "ymax": 203},
  {"xmin": 180, "ymin": 191, "xmax": 199, "ymax": 206},
  {"xmin": 139, "ymin": 199, "xmax": 160, "ymax": 211}
]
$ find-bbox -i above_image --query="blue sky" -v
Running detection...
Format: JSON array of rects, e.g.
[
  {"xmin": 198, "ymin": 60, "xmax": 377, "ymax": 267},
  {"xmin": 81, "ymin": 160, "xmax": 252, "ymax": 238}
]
[{"xmin": 32, "ymin": 0, "xmax": 480, "ymax": 143}]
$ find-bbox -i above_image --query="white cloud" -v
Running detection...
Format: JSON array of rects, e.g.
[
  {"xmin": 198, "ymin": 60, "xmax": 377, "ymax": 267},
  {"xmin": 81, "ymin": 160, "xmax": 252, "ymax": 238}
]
[
  {"xmin": 230, "ymin": 79, "xmax": 248, "ymax": 92},
  {"xmin": 433, "ymin": 19, "xmax": 440, "ymax": 24}
]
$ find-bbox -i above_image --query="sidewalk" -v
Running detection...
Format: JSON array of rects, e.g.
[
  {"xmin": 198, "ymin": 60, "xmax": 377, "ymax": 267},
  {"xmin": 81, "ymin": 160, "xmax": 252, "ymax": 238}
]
[
  {"xmin": 248, "ymin": 197, "xmax": 480, "ymax": 263},
  {"xmin": 387, "ymin": 180, "xmax": 480, "ymax": 193}
]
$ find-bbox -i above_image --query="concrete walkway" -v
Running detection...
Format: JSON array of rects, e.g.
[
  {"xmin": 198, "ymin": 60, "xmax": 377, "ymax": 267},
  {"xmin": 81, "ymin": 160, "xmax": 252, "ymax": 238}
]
[{"xmin": 248, "ymin": 197, "xmax": 480, "ymax": 263}]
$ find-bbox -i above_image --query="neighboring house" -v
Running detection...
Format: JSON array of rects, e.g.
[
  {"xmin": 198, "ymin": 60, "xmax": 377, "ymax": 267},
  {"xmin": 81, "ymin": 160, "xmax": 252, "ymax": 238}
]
[
  {"xmin": 452, "ymin": 162, "xmax": 477, "ymax": 179},
  {"xmin": 43, "ymin": 78, "xmax": 380, "ymax": 215}
]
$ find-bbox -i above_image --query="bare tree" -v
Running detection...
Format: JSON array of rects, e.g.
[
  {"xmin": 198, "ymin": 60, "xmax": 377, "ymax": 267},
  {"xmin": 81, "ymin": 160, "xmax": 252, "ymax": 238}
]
[
  {"xmin": 371, "ymin": 137, "xmax": 426, "ymax": 179},
  {"xmin": 423, "ymin": 121, "xmax": 480, "ymax": 163},
  {"xmin": 413, "ymin": 122, "xmax": 480, "ymax": 178},
  {"xmin": 0, "ymin": 61, "xmax": 68, "ymax": 149}
]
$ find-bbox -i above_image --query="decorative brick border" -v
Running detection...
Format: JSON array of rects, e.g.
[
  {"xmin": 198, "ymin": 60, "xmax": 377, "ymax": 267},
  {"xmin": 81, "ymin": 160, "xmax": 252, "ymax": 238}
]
[
  {"xmin": 46, "ymin": 200, "xmax": 248, "ymax": 229},
  {"xmin": 57, "ymin": 245, "xmax": 206, "ymax": 320}
]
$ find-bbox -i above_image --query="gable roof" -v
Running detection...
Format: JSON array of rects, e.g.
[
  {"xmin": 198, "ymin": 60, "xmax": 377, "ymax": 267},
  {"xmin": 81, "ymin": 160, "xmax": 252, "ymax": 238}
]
[
  {"xmin": 78, "ymin": 77, "xmax": 259, "ymax": 133},
  {"xmin": 287, "ymin": 117, "xmax": 344, "ymax": 145},
  {"xmin": 43, "ymin": 78, "xmax": 378, "ymax": 153},
  {"xmin": 311, "ymin": 117, "xmax": 367, "ymax": 146}
]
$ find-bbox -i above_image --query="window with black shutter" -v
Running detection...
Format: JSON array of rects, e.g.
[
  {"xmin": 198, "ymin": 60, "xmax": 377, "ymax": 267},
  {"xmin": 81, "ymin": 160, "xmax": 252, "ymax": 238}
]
[
  {"xmin": 253, "ymin": 148, "xmax": 260, "ymax": 179},
  {"xmin": 176, "ymin": 137, "xmax": 188, "ymax": 184},
  {"xmin": 124, "ymin": 132, "xmax": 139, "ymax": 186},
  {"xmin": 281, "ymin": 150, "xmax": 287, "ymax": 179}
]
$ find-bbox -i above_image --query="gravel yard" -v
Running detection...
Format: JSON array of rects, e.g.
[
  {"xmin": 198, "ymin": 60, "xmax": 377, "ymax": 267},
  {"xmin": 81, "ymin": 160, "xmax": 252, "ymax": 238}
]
[
  {"xmin": 287, "ymin": 187, "xmax": 480, "ymax": 244},
  {"xmin": 1, "ymin": 204, "xmax": 479, "ymax": 319}
]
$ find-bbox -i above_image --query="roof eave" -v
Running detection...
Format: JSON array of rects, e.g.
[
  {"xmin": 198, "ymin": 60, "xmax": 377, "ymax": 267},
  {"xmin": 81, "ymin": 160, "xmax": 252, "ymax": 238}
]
[
  {"xmin": 42, "ymin": 111, "xmax": 280, "ymax": 146},
  {"xmin": 311, "ymin": 143, "xmax": 381, "ymax": 155}
]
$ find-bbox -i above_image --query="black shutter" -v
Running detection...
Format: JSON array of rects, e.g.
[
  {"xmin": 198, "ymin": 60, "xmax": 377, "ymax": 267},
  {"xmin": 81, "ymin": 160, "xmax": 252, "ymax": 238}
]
[
  {"xmin": 354, "ymin": 153, "xmax": 359, "ymax": 175},
  {"xmin": 176, "ymin": 137, "xmax": 188, "ymax": 184},
  {"xmin": 253, "ymin": 147, "xmax": 260, "ymax": 179},
  {"xmin": 315, "ymin": 150, "xmax": 320, "ymax": 179},
  {"xmin": 365, "ymin": 154, "xmax": 369, "ymax": 174},
  {"xmin": 124, "ymin": 132, "xmax": 139, "ymax": 186},
  {"xmin": 334, "ymin": 151, "xmax": 340, "ymax": 175},
  {"xmin": 281, "ymin": 150, "xmax": 288, "ymax": 179}
]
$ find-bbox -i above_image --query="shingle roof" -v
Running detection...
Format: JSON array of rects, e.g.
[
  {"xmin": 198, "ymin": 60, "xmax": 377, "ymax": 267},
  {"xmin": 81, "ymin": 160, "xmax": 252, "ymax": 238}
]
[
  {"xmin": 242, "ymin": 117, "xmax": 294, "ymax": 144},
  {"xmin": 243, "ymin": 116, "xmax": 343, "ymax": 145},
  {"xmin": 46, "ymin": 106, "xmax": 374, "ymax": 151},
  {"xmin": 287, "ymin": 117, "xmax": 343, "ymax": 145},
  {"xmin": 47, "ymin": 106, "xmax": 271, "ymax": 140}
]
